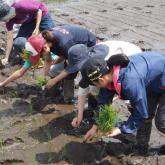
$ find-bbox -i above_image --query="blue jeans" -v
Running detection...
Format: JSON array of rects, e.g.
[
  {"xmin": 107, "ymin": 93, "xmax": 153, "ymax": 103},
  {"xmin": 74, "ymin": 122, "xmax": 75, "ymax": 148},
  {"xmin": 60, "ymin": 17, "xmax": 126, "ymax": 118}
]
[{"xmin": 16, "ymin": 14, "xmax": 55, "ymax": 38}]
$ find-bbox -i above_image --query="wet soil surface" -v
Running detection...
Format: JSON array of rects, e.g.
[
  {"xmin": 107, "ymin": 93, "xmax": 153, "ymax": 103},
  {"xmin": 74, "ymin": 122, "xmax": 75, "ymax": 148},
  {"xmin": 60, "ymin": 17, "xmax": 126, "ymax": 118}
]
[{"xmin": 0, "ymin": 0, "xmax": 165, "ymax": 164}]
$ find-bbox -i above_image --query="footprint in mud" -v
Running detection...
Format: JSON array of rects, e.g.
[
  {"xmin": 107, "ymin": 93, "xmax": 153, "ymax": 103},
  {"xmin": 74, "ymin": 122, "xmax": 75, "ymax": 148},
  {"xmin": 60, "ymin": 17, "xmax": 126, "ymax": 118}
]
[
  {"xmin": 0, "ymin": 71, "xmax": 6, "ymax": 76},
  {"xmin": 135, "ymin": 25, "xmax": 149, "ymax": 28},
  {"xmin": 0, "ymin": 136, "xmax": 24, "ymax": 147},
  {"xmin": 79, "ymin": 11, "xmax": 89, "ymax": 14},
  {"xmin": 97, "ymin": 27, "xmax": 108, "ymax": 33},
  {"xmin": 69, "ymin": 18, "xmax": 86, "ymax": 26},
  {"xmin": 60, "ymin": 13, "xmax": 70, "ymax": 16},
  {"xmin": 111, "ymin": 33, "xmax": 120, "ymax": 38},
  {"xmin": 115, "ymin": 7, "xmax": 124, "ymax": 10},
  {"xmin": 145, "ymin": 5, "xmax": 155, "ymax": 8},
  {"xmin": 0, "ymin": 159, "xmax": 24, "ymax": 164},
  {"xmin": 0, "ymin": 31, "xmax": 6, "ymax": 35},
  {"xmin": 98, "ymin": 9, "xmax": 107, "ymax": 13},
  {"xmin": 133, "ymin": 7, "xmax": 142, "ymax": 10},
  {"xmin": 145, "ymin": 11, "xmax": 152, "ymax": 14}
]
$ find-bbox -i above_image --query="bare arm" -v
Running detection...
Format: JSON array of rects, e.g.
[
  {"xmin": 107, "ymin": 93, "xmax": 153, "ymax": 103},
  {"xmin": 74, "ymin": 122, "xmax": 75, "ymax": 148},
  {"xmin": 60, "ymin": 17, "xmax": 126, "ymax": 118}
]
[
  {"xmin": 2, "ymin": 31, "xmax": 13, "ymax": 65},
  {"xmin": 72, "ymin": 87, "xmax": 89, "ymax": 127},
  {"xmin": 0, "ymin": 67, "xmax": 28, "ymax": 87},
  {"xmin": 33, "ymin": 9, "xmax": 42, "ymax": 35},
  {"xmin": 46, "ymin": 70, "xmax": 69, "ymax": 89},
  {"xmin": 77, "ymin": 95, "xmax": 86, "ymax": 119},
  {"xmin": 43, "ymin": 56, "xmax": 52, "ymax": 78}
]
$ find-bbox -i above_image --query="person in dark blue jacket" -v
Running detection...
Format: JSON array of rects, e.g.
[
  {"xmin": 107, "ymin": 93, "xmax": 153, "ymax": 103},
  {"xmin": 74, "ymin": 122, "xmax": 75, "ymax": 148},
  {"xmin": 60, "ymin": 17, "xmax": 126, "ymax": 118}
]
[
  {"xmin": 41, "ymin": 25, "xmax": 96, "ymax": 103},
  {"xmin": 79, "ymin": 52, "xmax": 165, "ymax": 154}
]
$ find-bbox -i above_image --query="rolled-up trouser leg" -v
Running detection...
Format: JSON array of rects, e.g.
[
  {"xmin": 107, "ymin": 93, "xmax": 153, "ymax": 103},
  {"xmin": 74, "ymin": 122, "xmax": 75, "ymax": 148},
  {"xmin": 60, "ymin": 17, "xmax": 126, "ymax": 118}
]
[
  {"xmin": 48, "ymin": 61, "xmax": 64, "ymax": 78},
  {"xmin": 155, "ymin": 93, "xmax": 165, "ymax": 134},
  {"xmin": 63, "ymin": 79, "xmax": 74, "ymax": 101},
  {"xmin": 136, "ymin": 89, "xmax": 160, "ymax": 154}
]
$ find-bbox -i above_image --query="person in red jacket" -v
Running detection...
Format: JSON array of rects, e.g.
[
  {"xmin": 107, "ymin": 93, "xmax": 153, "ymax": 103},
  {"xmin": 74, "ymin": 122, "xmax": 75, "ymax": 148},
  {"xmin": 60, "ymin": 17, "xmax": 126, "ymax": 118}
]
[{"xmin": 0, "ymin": 35, "xmax": 46, "ymax": 87}]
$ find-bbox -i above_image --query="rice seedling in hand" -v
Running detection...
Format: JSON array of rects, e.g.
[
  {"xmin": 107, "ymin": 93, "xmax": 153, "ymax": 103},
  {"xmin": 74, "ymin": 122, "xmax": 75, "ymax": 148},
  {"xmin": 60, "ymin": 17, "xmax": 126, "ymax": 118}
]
[
  {"xmin": 35, "ymin": 76, "xmax": 48, "ymax": 87},
  {"xmin": 20, "ymin": 50, "xmax": 30, "ymax": 60},
  {"xmin": 96, "ymin": 104, "xmax": 118, "ymax": 133}
]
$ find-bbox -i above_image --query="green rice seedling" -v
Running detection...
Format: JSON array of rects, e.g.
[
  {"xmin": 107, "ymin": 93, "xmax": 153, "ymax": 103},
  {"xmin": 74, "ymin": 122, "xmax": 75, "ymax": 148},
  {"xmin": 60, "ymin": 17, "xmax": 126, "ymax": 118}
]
[
  {"xmin": 96, "ymin": 104, "xmax": 118, "ymax": 133},
  {"xmin": 20, "ymin": 50, "xmax": 30, "ymax": 60},
  {"xmin": 35, "ymin": 76, "xmax": 48, "ymax": 87}
]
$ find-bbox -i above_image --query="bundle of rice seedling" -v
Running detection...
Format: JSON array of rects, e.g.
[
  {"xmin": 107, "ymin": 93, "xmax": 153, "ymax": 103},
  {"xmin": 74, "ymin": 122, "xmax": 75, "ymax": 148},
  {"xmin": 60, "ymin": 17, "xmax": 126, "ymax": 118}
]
[
  {"xmin": 20, "ymin": 50, "xmax": 30, "ymax": 60},
  {"xmin": 35, "ymin": 76, "xmax": 48, "ymax": 87},
  {"xmin": 96, "ymin": 104, "xmax": 118, "ymax": 133}
]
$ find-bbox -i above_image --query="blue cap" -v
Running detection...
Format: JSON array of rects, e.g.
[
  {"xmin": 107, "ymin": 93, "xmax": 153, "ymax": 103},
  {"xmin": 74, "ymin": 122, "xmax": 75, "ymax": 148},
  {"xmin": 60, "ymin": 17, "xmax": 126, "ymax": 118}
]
[
  {"xmin": 66, "ymin": 44, "xmax": 109, "ymax": 74},
  {"xmin": 13, "ymin": 37, "xmax": 27, "ymax": 55}
]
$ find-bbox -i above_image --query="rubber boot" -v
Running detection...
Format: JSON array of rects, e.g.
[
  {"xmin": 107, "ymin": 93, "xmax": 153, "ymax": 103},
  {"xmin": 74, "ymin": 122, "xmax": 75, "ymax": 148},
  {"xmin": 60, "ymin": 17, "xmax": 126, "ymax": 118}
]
[{"xmin": 135, "ymin": 120, "xmax": 152, "ymax": 155}]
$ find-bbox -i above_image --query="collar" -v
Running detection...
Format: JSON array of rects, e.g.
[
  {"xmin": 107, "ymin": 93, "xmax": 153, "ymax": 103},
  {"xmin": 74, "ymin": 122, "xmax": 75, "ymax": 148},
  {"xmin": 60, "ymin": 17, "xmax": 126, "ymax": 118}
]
[{"xmin": 106, "ymin": 65, "xmax": 121, "ymax": 98}]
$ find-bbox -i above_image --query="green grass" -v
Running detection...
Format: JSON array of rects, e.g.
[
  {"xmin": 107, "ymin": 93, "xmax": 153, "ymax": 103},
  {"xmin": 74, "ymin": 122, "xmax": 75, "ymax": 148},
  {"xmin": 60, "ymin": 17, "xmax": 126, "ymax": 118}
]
[{"xmin": 96, "ymin": 104, "xmax": 118, "ymax": 133}]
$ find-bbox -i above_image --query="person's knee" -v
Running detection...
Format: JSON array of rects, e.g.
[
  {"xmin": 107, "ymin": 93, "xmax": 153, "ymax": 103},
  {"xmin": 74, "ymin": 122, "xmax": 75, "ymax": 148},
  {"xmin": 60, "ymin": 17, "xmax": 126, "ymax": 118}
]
[{"xmin": 155, "ymin": 117, "xmax": 165, "ymax": 134}]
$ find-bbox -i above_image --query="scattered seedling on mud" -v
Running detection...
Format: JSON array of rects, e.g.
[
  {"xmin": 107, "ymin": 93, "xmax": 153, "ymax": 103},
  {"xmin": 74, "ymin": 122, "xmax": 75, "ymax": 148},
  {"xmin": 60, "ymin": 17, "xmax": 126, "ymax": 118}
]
[
  {"xmin": 6, "ymin": 91, "xmax": 18, "ymax": 98},
  {"xmin": 58, "ymin": 146, "xmax": 67, "ymax": 161},
  {"xmin": 0, "ymin": 139, "xmax": 7, "ymax": 154},
  {"xmin": 96, "ymin": 104, "xmax": 118, "ymax": 133},
  {"xmin": 28, "ymin": 104, "xmax": 33, "ymax": 115}
]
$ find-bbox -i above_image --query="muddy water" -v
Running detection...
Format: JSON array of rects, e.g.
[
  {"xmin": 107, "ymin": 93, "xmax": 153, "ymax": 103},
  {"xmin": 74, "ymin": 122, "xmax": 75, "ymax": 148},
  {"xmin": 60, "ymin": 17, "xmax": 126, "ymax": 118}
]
[{"xmin": 0, "ymin": 68, "xmax": 164, "ymax": 165}]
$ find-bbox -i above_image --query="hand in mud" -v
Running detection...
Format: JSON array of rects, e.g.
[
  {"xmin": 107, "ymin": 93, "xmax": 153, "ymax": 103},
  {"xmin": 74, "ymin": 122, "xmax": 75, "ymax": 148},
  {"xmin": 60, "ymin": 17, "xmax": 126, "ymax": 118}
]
[
  {"xmin": 1, "ymin": 58, "xmax": 8, "ymax": 65},
  {"xmin": 46, "ymin": 79, "xmax": 57, "ymax": 89},
  {"xmin": 32, "ymin": 28, "xmax": 40, "ymax": 36},
  {"xmin": 84, "ymin": 125, "xmax": 97, "ymax": 142},
  {"xmin": 71, "ymin": 116, "xmax": 83, "ymax": 128},
  {"xmin": 107, "ymin": 127, "xmax": 121, "ymax": 137}
]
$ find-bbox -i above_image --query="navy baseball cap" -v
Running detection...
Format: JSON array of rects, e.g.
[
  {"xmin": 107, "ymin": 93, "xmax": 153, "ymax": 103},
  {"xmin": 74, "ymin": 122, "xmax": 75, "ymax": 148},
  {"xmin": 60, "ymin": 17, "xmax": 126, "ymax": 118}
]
[
  {"xmin": 13, "ymin": 37, "xmax": 27, "ymax": 54},
  {"xmin": 66, "ymin": 44, "xmax": 88, "ymax": 74},
  {"xmin": 0, "ymin": 2, "xmax": 15, "ymax": 21},
  {"xmin": 79, "ymin": 56, "xmax": 109, "ymax": 88},
  {"xmin": 66, "ymin": 44, "xmax": 109, "ymax": 74}
]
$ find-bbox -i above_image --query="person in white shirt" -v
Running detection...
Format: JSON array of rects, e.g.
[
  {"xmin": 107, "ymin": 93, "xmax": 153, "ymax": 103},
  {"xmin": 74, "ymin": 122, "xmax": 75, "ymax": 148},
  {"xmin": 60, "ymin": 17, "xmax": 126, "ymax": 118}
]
[{"xmin": 71, "ymin": 40, "xmax": 142, "ymax": 128}]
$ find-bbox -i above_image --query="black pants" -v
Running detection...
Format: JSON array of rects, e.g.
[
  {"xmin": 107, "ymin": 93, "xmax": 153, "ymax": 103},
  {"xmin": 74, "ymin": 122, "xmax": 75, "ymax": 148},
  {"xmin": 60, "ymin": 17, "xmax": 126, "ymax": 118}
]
[{"xmin": 136, "ymin": 89, "xmax": 165, "ymax": 151}]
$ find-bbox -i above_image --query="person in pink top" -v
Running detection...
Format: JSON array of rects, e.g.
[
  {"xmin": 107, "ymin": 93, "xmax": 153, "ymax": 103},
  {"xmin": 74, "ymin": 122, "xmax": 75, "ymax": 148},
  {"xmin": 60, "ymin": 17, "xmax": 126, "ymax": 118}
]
[{"xmin": 0, "ymin": 0, "xmax": 55, "ymax": 65}]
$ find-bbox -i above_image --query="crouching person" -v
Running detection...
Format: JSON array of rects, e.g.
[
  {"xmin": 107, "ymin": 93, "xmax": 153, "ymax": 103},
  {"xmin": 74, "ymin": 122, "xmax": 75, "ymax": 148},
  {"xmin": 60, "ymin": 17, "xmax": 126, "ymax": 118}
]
[
  {"xmin": 71, "ymin": 40, "xmax": 142, "ymax": 128},
  {"xmin": 78, "ymin": 52, "xmax": 165, "ymax": 155},
  {"xmin": 0, "ymin": 35, "xmax": 46, "ymax": 87},
  {"xmin": 42, "ymin": 25, "xmax": 97, "ymax": 103}
]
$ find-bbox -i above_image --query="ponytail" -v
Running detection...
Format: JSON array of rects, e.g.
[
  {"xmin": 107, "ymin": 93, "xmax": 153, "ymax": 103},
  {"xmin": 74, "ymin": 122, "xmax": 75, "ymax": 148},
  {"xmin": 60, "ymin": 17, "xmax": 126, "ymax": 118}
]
[{"xmin": 107, "ymin": 53, "xmax": 130, "ymax": 68}]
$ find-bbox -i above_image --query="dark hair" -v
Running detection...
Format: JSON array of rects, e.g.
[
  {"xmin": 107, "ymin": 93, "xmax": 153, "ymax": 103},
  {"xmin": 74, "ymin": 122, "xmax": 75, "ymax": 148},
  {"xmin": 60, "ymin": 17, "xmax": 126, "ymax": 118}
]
[
  {"xmin": 41, "ymin": 30, "xmax": 56, "ymax": 43},
  {"xmin": 107, "ymin": 53, "xmax": 130, "ymax": 69}
]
